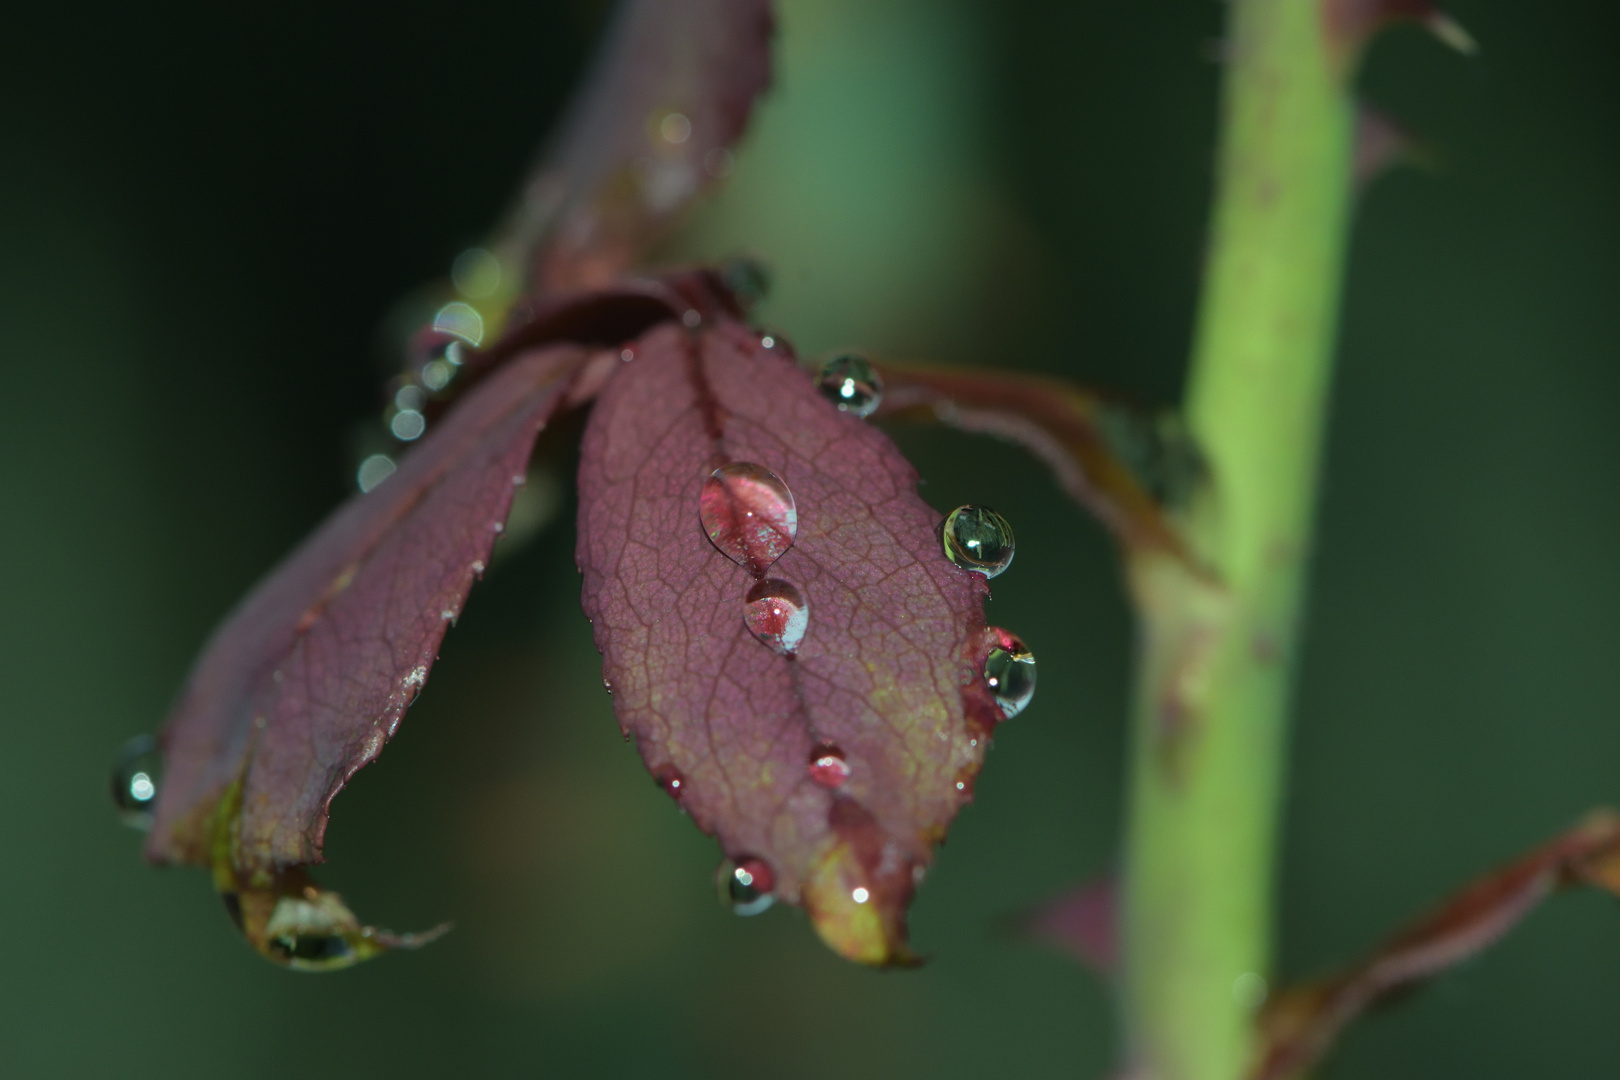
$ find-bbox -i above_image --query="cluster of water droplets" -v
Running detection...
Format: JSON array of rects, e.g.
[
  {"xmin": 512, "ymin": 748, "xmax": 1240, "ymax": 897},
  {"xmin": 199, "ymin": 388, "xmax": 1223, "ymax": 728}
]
[{"xmin": 938, "ymin": 505, "xmax": 1037, "ymax": 722}]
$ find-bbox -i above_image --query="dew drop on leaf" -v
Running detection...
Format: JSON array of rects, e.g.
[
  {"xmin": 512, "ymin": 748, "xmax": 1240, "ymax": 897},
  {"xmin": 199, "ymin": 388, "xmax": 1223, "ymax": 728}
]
[
  {"xmin": 110, "ymin": 734, "xmax": 161, "ymax": 830},
  {"xmin": 984, "ymin": 633, "xmax": 1037, "ymax": 719},
  {"xmin": 942, "ymin": 505, "xmax": 1015, "ymax": 578},
  {"xmin": 698, "ymin": 462, "xmax": 797, "ymax": 573},
  {"xmin": 808, "ymin": 744, "xmax": 851, "ymax": 788},
  {"xmin": 654, "ymin": 763, "xmax": 686, "ymax": 800},
  {"xmin": 718, "ymin": 856, "xmax": 776, "ymax": 917},
  {"xmin": 742, "ymin": 579, "xmax": 808, "ymax": 655},
  {"xmin": 817, "ymin": 353, "xmax": 883, "ymax": 418}
]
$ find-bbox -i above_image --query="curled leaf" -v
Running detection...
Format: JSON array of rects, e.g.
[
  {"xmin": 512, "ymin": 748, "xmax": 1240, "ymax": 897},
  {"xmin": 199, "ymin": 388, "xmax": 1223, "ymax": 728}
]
[
  {"xmin": 576, "ymin": 322, "xmax": 1006, "ymax": 964},
  {"xmin": 1254, "ymin": 810, "xmax": 1620, "ymax": 1080},
  {"xmin": 147, "ymin": 346, "xmax": 589, "ymax": 962},
  {"xmin": 872, "ymin": 363, "xmax": 1202, "ymax": 562}
]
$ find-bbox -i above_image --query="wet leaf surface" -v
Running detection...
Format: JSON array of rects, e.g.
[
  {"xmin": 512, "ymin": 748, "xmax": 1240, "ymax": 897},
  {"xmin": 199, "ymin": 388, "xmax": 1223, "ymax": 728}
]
[
  {"xmin": 1253, "ymin": 810, "xmax": 1620, "ymax": 1080},
  {"xmin": 576, "ymin": 322, "xmax": 1006, "ymax": 964},
  {"xmin": 872, "ymin": 363, "xmax": 1201, "ymax": 562},
  {"xmin": 147, "ymin": 347, "xmax": 588, "ymax": 886}
]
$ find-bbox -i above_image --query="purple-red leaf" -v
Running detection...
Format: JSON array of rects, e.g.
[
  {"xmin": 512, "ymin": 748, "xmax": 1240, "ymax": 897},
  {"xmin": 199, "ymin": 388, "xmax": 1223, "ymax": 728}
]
[
  {"xmin": 1253, "ymin": 810, "xmax": 1620, "ymax": 1080},
  {"xmin": 146, "ymin": 346, "xmax": 588, "ymax": 964},
  {"xmin": 576, "ymin": 321, "xmax": 1008, "ymax": 964},
  {"xmin": 498, "ymin": 0, "xmax": 775, "ymax": 295},
  {"xmin": 1323, "ymin": 0, "xmax": 1477, "ymax": 73}
]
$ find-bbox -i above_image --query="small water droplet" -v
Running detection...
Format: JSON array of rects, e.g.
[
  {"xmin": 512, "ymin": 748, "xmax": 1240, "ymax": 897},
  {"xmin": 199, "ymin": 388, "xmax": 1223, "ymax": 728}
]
[
  {"xmin": 394, "ymin": 384, "xmax": 426, "ymax": 413},
  {"xmin": 659, "ymin": 111, "xmax": 692, "ymax": 144},
  {"xmin": 471, "ymin": 559, "xmax": 486, "ymax": 575},
  {"xmin": 619, "ymin": 348, "xmax": 635, "ymax": 362},
  {"xmin": 955, "ymin": 781, "xmax": 966, "ymax": 791},
  {"xmin": 390, "ymin": 409, "xmax": 426, "ymax": 442},
  {"xmin": 743, "ymin": 579, "xmax": 809, "ymax": 655},
  {"xmin": 717, "ymin": 856, "xmax": 775, "ymax": 916},
  {"xmin": 699, "ymin": 462, "xmax": 798, "ymax": 573},
  {"xmin": 420, "ymin": 357, "xmax": 455, "ymax": 391},
  {"xmin": 984, "ymin": 634, "xmax": 1036, "ymax": 719},
  {"xmin": 681, "ymin": 308, "xmax": 703, "ymax": 329},
  {"xmin": 433, "ymin": 301, "xmax": 484, "ymax": 345},
  {"xmin": 942, "ymin": 505, "xmax": 1015, "ymax": 578},
  {"xmin": 808, "ymin": 744, "xmax": 850, "ymax": 788},
  {"xmin": 851, "ymin": 887, "xmax": 871, "ymax": 904},
  {"xmin": 357, "ymin": 453, "xmax": 397, "ymax": 493},
  {"xmin": 759, "ymin": 335, "xmax": 776, "ymax": 350},
  {"xmin": 817, "ymin": 353, "xmax": 883, "ymax": 418},
  {"xmin": 654, "ymin": 764, "xmax": 686, "ymax": 799},
  {"xmin": 110, "ymin": 734, "xmax": 161, "ymax": 830}
]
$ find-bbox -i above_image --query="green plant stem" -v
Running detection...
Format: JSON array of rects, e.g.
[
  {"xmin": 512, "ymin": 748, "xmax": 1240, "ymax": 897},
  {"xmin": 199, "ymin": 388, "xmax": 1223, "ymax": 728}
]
[{"xmin": 1119, "ymin": 3, "xmax": 1355, "ymax": 1078}]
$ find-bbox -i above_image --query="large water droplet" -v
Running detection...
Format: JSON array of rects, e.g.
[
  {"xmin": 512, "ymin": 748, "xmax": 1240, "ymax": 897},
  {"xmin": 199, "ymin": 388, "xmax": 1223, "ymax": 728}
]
[
  {"xmin": 808, "ymin": 745, "xmax": 850, "ymax": 788},
  {"xmin": 817, "ymin": 353, "xmax": 883, "ymax": 418},
  {"xmin": 698, "ymin": 462, "xmax": 797, "ymax": 573},
  {"xmin": 942, "ymin": 505, "xmax": 1015, "ymax": 578},
  {"xmin": 717, "ymin": 856, "xmax": 776, "ymax": 916},
  {"xmin": 984, "ymin": 634, "xmax": 1037, "ymax": 719},
  {"xmin": 110, "ymin": 734, "xmax": 161, "ymax": 829},
  {"xmin": 743, "ymin": 579, "xmax": 808, "ymax": 655}
]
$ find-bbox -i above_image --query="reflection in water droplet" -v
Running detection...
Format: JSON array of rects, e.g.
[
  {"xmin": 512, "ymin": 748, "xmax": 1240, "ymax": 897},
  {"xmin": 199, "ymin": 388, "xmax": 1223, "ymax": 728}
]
[
  {"xmin": 698, "ymin": 462, "xmax": 797, "ymax": 572},
  {"xmin": 357, "ymin": 453, "xmax": 397, "ymax": 493},
  {"xmin": 817, "ymin": 354, "xmax": 883, "ymax": 418},
  {"xmin": 984, "ymin": 636, "xmax": 1037, "ymax": 719},
  {"xmin": 111, "ymin": 734, "xmax": 161, "ymax": 829},
  {"xmin": 851, "ymin": 887, "xmax": 870, "ymax": 904},
  {"xmin": 808, "ymin": 745, "xmax": 850, "ymax": 788},
  {"xmin": 942, "ymin": 505, "xmax": 1016, "ymax": 578},
  {"xmin": 743, "ymin": 579, "xmax": 808, "ymax": 655},
  {"xmin": 451, "ymin": 247, "xmax": 502, "ymax": 299},
  {"xmin": 717, "ymin": 856, "xmax": 776, "ymax": 916},
  {"xmin": 654, "ymin": 764, "xmax": 686, "ymax": 800},
  {"xmin": 390, "ymin": 409, "xmax": 426, "ymax": 442},
  {"xmin": 433, "ymin": 302, "xmax": 484, "ymax": 345}
]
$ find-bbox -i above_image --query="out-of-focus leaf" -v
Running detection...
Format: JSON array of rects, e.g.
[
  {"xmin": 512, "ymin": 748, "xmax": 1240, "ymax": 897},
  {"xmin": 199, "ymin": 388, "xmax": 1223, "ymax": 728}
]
[
  {"xmin": 576, "ymin": 322, "xmax": 1010, "ymax": 965},
  {"xmin": 1323, "ymin": 0, "xmax": 1477, "ymax": 72},
  {"xmin": 872, "ymin": 363, "xmax": 1201, "ymax": 563},
  {"xmin": 496, "ymin": 0, "xmax": 775, "ymax": 297},
  {"xmin": 1016, "ymin": 876, "xmax": 1118, "ymax": 974},
  {"xmin": 1353, "ymin": 104, "xmax": 1433, "ymax": 192},
  {"xmin": 1253, "ymin": 810, "xmax": 1620, "ymax": 1080},
  {"xmin": 146, "ymin": 346, "xmax": 589, "ymax": 964}
]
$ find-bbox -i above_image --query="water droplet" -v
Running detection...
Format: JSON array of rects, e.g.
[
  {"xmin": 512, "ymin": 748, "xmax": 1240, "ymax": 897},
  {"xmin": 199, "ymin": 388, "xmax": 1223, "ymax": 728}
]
[
  {"xmin": 699, "ymin": 462, "xmax": 797, "ymax": 573},
  {"xmin": 110, "ymin": 734, "xmax": 161, "ymax": 829},
  {"xmin": 759, "ymin": 335, "xmax": 776, "ymax": 350},
  {"xmin": 619, "ymin": 348, "xmax": 635, "ymax": 362},
  {"xmin": 654, "ymin": 764, "xmax": 686, "ymax": 799},
  {"xmin": 659, "ymin": 111, "xmax": 692, "ymax": 145},
  {"xmin": 390, "ymin": 408, "xmax": 426, "ymax": 442},
  {"xmin": 942, "ymin": 505, "xmax": 1015, "ymax": 578},
  {"xmin": 817, "ymin": 353, "xmax": 883, "ymax": 418},
  {"xmin": 433, "ymin": 301, "xmax": 484, "ymax": 346},
  {"xmin": 681, "ymin": 308, "xmax": 702, "ymax": 329},
  {"xmin": 269, "ymin": 933, "xmax": 356, "ymax": 965},
  {"xmin": 394, "ymin": 384, "xmax": 426, "ymax": 413},
  {"xmin": 717, "ymin": 856, "xmax": 775, "ymax": 916},
  {"xmin": 743, "ymin": 579, "xmax": 808, "ymax": 655},
  {"xmin": 984, "ymin": 635, "xmax": 1036, "ymax": 719},
  {"xmin": 357, "ymin": 453, "xmax": 396, "ymax": 493},
  {"xmin": 420, "ymin": 357, "xmax": 455, "ymax": 391},
  {"xmin": 450, "ymin": 247, "xmax": 502, "ymax": 300},
  {"xmin": 808, "ymin": 745, "xmax": 850, "ymax": 788},
  {"xmin": 851, "ymin": 887, "xmax": 871, "ymax": 904}
]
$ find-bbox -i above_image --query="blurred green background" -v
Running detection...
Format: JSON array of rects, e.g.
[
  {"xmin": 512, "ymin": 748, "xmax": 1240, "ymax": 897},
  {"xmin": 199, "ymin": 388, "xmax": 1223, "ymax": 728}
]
[{"xmin": 2, "ymin": 0, "xmax": 1617, "ymax": 1076}]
